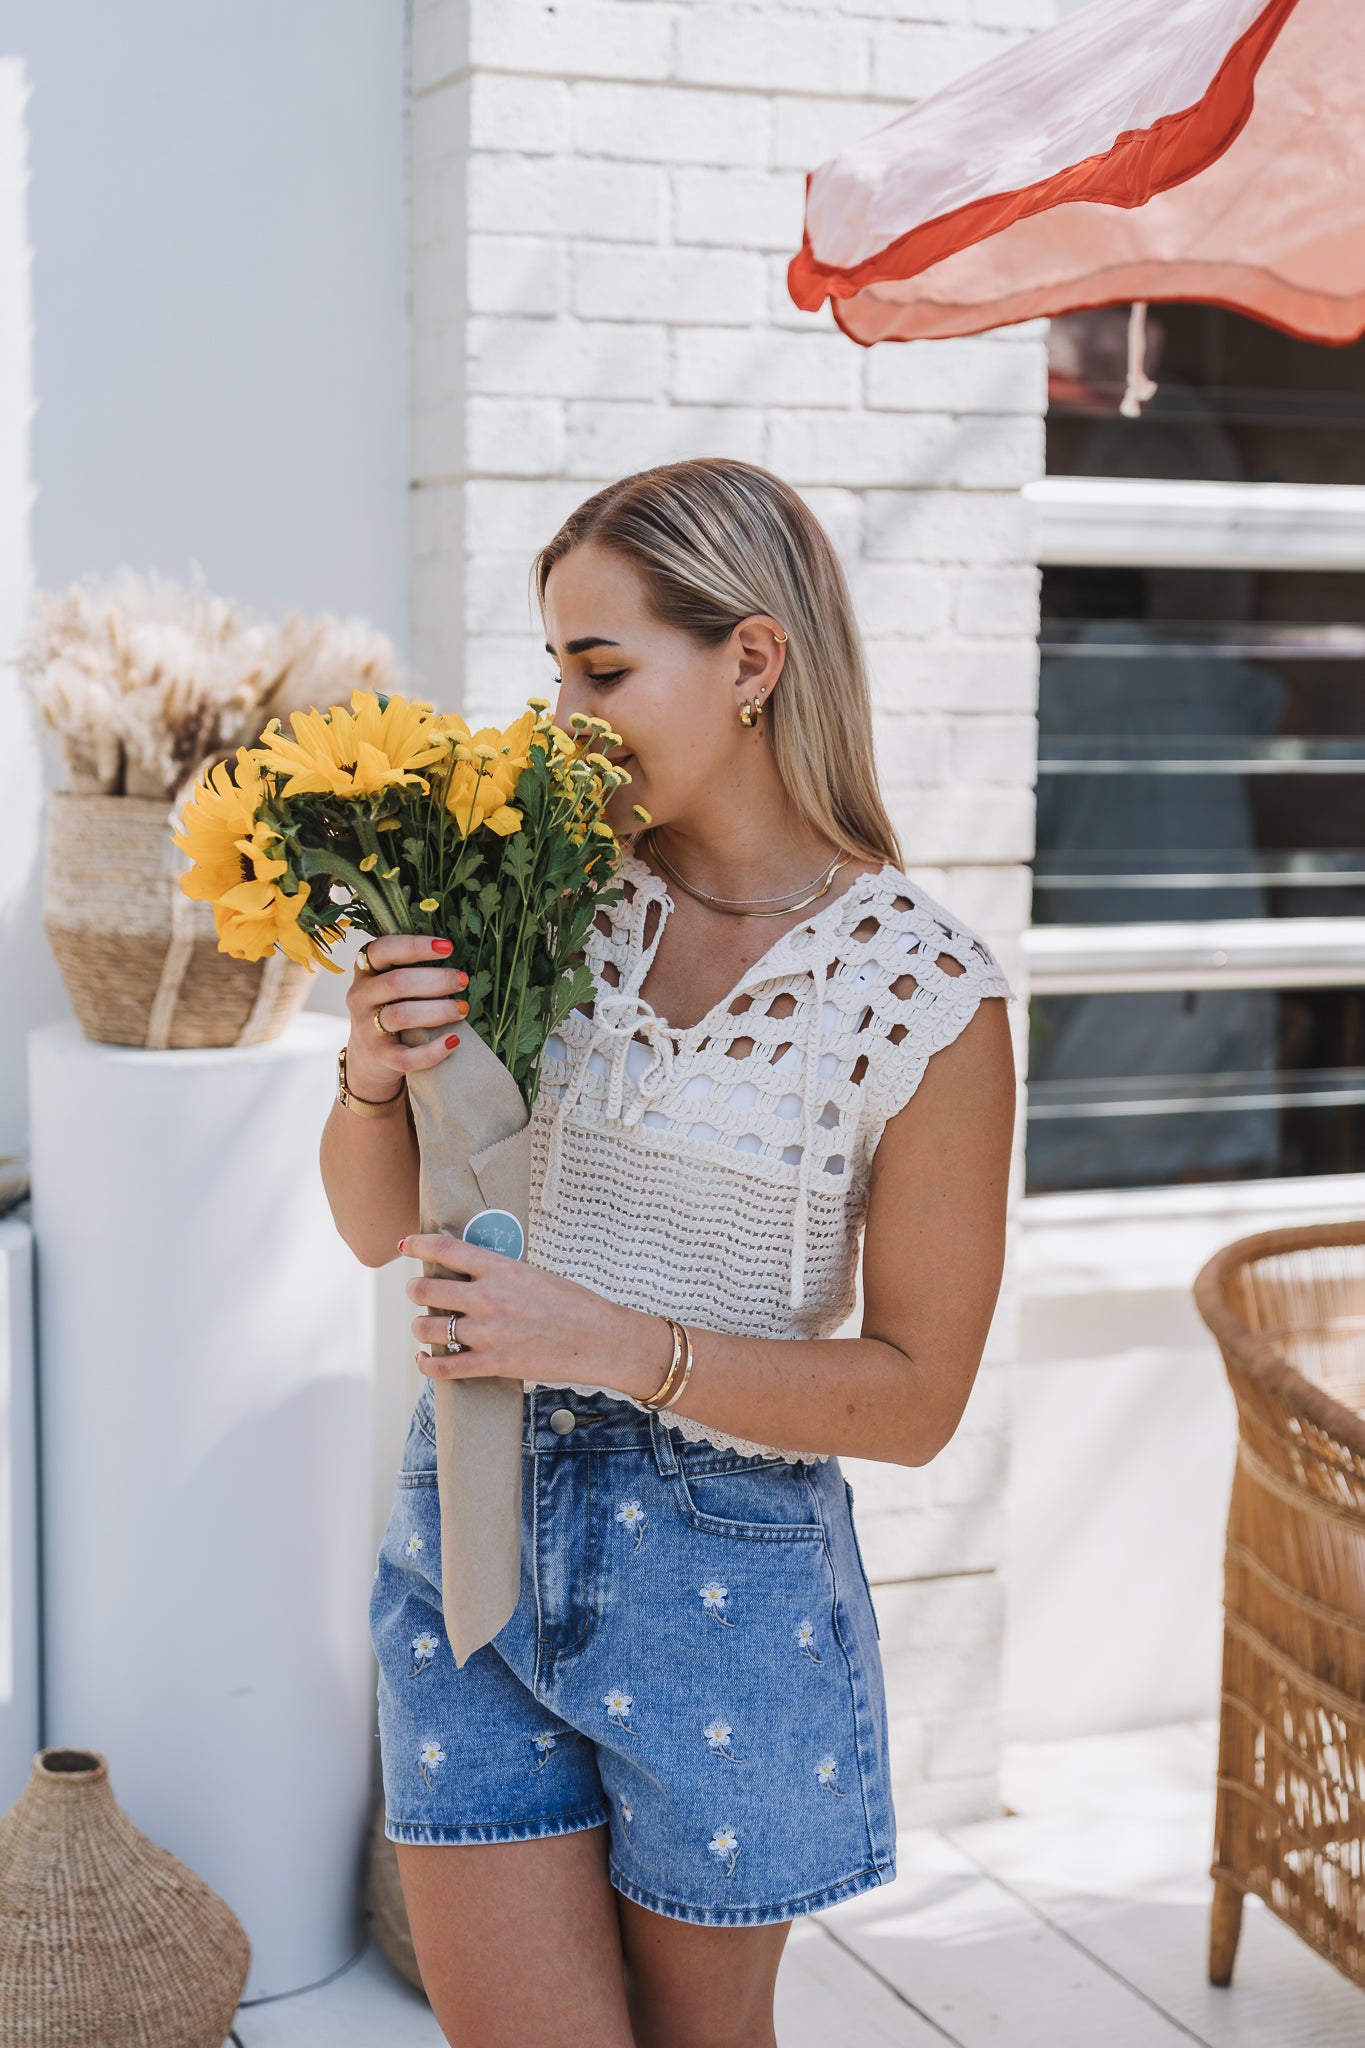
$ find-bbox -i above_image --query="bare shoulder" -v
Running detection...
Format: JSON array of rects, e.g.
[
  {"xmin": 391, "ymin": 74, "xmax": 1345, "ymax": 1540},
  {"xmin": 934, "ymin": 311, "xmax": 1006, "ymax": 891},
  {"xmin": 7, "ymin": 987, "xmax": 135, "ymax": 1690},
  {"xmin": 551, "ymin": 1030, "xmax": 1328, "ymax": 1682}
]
[{"xmin": 872, "ymin": 990, "xmax": 1014, "ymax": 1175}]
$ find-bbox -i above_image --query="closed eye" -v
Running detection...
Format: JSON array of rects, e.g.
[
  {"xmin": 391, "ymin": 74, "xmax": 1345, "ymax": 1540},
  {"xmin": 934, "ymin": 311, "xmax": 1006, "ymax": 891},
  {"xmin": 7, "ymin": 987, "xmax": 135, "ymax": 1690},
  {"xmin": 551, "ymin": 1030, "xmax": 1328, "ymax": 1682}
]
[{"xmin": 551, "ymin": 670, "xmax": 627, "ymax": 688}]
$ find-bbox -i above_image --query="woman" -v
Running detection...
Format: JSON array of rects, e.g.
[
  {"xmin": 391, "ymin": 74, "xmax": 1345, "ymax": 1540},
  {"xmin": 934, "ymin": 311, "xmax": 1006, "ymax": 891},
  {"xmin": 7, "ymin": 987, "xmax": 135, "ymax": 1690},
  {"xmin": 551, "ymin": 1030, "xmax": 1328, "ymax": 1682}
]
[{"xmin": 321, "ymin": 457, "xmax": 1017, "ymax": 2048}]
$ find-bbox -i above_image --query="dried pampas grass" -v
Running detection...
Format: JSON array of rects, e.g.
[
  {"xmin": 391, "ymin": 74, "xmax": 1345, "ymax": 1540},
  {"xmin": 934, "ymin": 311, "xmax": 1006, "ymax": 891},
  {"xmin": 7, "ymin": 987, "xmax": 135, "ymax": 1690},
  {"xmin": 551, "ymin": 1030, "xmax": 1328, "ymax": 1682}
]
[{"xmin": 21, "ymin": 569, "xmax": 403, "ymax": 801}]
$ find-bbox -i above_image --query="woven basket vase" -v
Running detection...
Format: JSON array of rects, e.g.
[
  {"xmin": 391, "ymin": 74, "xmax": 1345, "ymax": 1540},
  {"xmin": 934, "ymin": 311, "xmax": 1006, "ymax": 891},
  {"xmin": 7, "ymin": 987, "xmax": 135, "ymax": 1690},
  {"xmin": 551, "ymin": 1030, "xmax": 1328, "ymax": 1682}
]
[
  {"xmin": 0, "ymin": 1748, "xmax": 250, "ymax": 2047},
  {"xmin": 43, "ymin": 791, "xmax": 312, "ymax": 1049}
]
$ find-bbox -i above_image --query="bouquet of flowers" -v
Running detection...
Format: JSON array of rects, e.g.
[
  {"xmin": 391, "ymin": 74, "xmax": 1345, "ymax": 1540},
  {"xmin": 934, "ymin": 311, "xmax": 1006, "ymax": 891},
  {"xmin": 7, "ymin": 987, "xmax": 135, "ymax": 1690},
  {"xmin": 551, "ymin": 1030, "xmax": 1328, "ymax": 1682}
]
[
  {"xmin": 172, "ymin": 688, "xmax": 645, "ymax": 1660},
  {"xmin": 172, "ymin": 688, "xmax": 638, "ymax": 1110}
]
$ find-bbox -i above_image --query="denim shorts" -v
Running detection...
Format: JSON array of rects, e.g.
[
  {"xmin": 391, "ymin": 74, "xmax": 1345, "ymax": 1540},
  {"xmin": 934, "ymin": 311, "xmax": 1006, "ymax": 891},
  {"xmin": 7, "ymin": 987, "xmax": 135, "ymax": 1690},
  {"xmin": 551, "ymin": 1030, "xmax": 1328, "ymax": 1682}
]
[{"xmin": 368, "ymin": 1381, "xmax": 897, "ymax": 1927}]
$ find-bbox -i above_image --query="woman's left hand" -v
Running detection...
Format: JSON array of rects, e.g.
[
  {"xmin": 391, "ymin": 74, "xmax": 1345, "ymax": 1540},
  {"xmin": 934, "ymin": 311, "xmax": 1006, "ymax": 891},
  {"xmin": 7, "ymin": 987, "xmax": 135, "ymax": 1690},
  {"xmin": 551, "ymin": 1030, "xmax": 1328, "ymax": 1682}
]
[{"xmin": 400, "ymin": 1232, "xmax": 658, "ymax": 1393}]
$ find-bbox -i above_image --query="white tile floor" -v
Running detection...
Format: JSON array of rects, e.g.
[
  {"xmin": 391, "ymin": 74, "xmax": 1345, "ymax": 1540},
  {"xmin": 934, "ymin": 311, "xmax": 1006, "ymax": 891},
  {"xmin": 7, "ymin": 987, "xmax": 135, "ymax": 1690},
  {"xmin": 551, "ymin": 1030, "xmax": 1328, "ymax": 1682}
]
[{"xmin": 231, "ymin": 1720, "xmax": 1365, "ymax": 2047}]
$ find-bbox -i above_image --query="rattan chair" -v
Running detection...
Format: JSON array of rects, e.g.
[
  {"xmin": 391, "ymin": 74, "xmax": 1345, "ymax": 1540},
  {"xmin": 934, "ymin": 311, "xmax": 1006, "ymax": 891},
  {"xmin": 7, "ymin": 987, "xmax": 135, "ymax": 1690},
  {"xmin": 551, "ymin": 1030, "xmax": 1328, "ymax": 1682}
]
[{"xmin": 1193, "ymin": 1220, "xmax": 1365, "ymax": 1993}]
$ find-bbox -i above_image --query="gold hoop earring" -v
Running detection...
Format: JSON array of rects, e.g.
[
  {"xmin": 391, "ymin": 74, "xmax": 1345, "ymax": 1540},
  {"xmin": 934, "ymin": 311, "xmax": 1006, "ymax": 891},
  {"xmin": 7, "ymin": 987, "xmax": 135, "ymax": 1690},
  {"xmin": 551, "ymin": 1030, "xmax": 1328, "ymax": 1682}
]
[{"xmin": 738, "ymin": 693, "xmax": 764, "ymax": 728}]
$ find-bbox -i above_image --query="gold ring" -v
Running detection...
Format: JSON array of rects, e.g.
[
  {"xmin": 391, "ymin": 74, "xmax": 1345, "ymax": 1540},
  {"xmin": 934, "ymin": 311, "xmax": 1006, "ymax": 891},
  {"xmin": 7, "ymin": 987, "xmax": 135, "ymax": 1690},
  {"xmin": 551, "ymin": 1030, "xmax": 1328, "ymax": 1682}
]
[
  {"xmin": 374, "ymin": 1004, "xmax": 400, "ymax": 1037},
  {"xmin": 355, "ymin": 941, "xmax": 376, "ymax": 975}
]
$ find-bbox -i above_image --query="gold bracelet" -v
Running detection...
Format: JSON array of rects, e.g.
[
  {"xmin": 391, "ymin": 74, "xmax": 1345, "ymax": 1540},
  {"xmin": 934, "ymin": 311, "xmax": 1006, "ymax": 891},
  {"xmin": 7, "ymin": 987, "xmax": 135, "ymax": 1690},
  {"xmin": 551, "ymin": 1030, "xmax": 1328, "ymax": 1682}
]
[
  {"xmin": 653, "ymin": 1322, "xmax": 694, "ymax": 1411},
  {"xmin": 335, "ymin": 1046, "xmax": 407, "ymax": 1119},
  {"xmin": 642, "ymin": 1316, "xmax": 684, "ymax": 1409}
]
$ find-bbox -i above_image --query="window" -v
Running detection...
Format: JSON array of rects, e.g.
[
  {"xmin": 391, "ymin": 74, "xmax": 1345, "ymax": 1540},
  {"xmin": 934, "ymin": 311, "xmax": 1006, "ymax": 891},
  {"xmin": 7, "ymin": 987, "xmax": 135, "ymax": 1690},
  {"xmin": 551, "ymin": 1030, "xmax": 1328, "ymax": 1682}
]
[{"xmin": 1024, "ymin": 304, "xmax": 1365, "ymax": 1199}]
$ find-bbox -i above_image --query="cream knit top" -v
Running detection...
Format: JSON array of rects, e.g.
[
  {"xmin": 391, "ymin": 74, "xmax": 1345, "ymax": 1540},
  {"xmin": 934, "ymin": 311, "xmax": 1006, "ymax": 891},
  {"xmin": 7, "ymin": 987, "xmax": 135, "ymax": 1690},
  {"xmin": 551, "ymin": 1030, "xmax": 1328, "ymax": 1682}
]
[{"xmin": 523, "ymin": 850, "xmax": 1015, "ymax": 1462}]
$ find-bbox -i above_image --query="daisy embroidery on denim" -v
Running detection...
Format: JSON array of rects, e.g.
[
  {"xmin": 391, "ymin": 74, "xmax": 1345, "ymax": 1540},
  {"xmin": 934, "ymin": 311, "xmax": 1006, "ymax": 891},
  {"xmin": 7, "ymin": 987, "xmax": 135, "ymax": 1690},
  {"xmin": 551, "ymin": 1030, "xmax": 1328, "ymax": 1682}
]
[
  {"xmin": 703, "ymin": 1717, "xmax": 740, "ymax": 1764},
  {"xmin": 699, "ymin": 1580, "xmax": 735, "ymax": 1627},
  {"xmin": 603, "ymin": 1688, "xmax": 639, "ymax": 1734},
  {"xmin": 615, "ymin": 1499, "xmax": 647, "ymax": 1550},
  {"xmin": 530, "ymin": 1731, "xmax": 558, "ymax": 1773},
  {"xmin": 410, "ymin": 1629, "xmax": 441, "ymax": 1676},
  {"xmin": 403, "ymin": 1530, "xmax": 425, "ymax": 1562},
  {"xmin": 814, "ymin": 1754, "xmax": 845, "ymax": 1795},
  {"xmin": 795, "ymin": 1617, "xmax": 822, "ymax": 1662},
  {"xmin": 417, "ymin": 1739, "xmax": 446, "ymax": 1791},
  {"xmin": 708, "ymin": 1823, "xmax": 741, "ymax": 1877}
]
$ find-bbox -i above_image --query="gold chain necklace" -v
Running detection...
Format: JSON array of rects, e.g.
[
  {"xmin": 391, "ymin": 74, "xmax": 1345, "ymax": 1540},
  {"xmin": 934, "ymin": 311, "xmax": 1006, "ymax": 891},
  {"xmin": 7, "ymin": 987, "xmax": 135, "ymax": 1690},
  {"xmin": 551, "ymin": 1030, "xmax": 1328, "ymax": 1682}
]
[{"xmin": 650, "ymin": 841, "xmax": 852, "ymax": 919}]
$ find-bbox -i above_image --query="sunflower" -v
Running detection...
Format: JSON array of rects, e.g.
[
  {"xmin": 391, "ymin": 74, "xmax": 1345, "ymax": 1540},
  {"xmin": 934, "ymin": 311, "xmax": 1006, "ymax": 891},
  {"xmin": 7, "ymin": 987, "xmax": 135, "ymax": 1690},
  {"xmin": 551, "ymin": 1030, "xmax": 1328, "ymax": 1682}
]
[
  {"xmin": 172, "ymin": 749, "xmax": 280, "ymax": 901},
  {"xmin": 252, "ymin": 689, "xmax": 449, "ymax": 798}
]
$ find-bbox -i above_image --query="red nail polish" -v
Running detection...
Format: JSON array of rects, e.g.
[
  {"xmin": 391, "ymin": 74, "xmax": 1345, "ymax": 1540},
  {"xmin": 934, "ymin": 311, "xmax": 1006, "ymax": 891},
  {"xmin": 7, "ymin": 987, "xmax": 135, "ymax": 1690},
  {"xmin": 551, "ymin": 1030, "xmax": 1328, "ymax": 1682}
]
[
  {"xmin": 457, "ymin": 971, "xmax": 469, "ymax": 988},
  {"xmin": 445, "ymin": 1033, "xmax": 460, "ymax": 1049},
  {"xmin": 432, "ymin": 938, "xmax": 453, "ymax": 954}
]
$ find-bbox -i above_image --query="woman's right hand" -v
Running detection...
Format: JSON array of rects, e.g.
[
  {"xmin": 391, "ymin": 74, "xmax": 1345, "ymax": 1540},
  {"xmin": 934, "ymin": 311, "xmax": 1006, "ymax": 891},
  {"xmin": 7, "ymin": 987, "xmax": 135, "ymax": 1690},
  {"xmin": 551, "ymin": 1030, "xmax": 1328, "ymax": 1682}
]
[{"xmin": 343, "ymin": 934, "xmax": 469, "ymax": 1100}]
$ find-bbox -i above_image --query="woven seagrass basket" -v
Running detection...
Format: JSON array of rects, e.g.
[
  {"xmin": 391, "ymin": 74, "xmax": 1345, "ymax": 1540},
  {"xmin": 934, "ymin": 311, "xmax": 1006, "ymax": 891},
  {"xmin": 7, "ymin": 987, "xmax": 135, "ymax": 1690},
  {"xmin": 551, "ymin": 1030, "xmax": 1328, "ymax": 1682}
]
[
  {"xmin": 0, "ymin": 1747, "xmax": 250, "ymax": 2047},
  {"xmin": 365, "ymin": 1795, "xmax": 425, "ymax": 1992},
  {"xmin": 43, "ymin": 791, "xmax": 312, "ymax": 1049}
]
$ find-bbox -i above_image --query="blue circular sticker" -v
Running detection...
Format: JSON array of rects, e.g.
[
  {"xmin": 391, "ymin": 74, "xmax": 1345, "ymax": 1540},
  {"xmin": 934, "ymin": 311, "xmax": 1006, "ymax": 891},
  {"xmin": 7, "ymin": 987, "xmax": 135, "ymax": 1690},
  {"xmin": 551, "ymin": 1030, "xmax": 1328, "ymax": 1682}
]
[{"xmin": 461, "ymin": 1207, "xmax": 525, "ymax": 1260}]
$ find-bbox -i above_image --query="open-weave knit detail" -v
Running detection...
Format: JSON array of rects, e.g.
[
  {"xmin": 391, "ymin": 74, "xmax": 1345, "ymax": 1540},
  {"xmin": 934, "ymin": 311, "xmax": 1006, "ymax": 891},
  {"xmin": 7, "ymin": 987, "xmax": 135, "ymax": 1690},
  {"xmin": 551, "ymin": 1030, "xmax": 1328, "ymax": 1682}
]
[{"xmin": 524, "ymin": 852, "xmax": 1014, "ymax": 1460}]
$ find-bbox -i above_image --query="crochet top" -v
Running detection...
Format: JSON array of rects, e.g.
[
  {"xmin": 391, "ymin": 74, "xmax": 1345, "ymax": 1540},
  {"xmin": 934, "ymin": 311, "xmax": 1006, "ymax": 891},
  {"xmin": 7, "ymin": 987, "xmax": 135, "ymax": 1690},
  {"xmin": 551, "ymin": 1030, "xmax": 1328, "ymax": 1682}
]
[{"xmin": 523, "ymin": 850, "xmax": 1015, "ymax": 1461}]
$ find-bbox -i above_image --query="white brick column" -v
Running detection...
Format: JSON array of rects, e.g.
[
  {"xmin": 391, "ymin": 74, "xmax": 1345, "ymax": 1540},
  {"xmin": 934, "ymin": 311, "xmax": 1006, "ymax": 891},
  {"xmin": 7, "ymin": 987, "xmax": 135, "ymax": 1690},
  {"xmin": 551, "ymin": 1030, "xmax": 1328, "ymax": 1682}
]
[{"xmin": 408, "ymin": 0, "xmax": 1044, "ymax": 1826}]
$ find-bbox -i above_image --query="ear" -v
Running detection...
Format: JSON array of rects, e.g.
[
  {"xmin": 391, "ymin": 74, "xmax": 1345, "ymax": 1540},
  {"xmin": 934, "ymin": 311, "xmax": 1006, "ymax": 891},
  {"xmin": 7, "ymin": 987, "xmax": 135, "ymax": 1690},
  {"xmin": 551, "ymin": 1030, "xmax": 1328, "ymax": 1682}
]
[{"xmin": 731, "ymin": 615, "xmax": 789, "ymax": 716}]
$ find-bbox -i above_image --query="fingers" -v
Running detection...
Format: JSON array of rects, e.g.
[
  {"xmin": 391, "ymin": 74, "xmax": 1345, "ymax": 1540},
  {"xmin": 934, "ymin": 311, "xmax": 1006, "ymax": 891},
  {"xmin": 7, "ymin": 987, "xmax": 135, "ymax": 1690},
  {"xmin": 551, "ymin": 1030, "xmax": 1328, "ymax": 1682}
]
[
  {"xmin": 399, "ymin": 1232, "xmax": 502, "ymax": 1275},
  {"xmin": 348, "ymin": 965, "xmax": 466, "ymax": 1024},
  {"xmin": 406, "ymin": 1272, "xmax": 477, "ymax": 1312},
  {"xmin": 361, "ymin": 934, "xmax": 456, "ymax": 973},
  {"xmin": 367, "ymin": 963, "xmax": 469, "ymax": 1003},
  {"xmin": 413, "ymin": 1312, "xmax": 472, "ymax": 1348}
]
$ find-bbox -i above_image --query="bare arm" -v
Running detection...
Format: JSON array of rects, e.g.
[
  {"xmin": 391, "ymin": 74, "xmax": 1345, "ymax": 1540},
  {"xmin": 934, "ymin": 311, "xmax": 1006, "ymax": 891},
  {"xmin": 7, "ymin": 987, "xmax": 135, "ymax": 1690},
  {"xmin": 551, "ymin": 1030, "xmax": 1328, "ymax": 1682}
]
[
  {"xmin": 318, "ymin": 934, "xmax": 470, "ymax": 1268},
  {"xmin": 401, "ymin": 992, "xmax": 1017, "ymax": 1467}
]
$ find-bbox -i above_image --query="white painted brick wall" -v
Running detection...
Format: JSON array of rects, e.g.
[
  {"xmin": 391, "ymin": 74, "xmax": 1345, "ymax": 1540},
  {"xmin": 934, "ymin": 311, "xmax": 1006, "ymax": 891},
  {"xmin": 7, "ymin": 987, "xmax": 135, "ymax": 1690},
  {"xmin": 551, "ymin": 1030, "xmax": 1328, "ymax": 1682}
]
[{"xmin": 409, "ymin": 0, "xmax": 1045, "ymax": 1828}]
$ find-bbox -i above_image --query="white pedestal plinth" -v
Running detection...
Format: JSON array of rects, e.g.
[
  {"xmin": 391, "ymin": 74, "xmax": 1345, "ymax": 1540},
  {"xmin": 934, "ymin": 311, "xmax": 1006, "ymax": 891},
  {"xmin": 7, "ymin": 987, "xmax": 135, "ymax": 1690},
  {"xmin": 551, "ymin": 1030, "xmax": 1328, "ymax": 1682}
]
[
  {"xmin": 28, "ymin": 1017, "xmax": 376, "ymax": 1999},
  {"xmin": 0, "ymin": 1217, "xmax": 38, "ymax": 1810}
]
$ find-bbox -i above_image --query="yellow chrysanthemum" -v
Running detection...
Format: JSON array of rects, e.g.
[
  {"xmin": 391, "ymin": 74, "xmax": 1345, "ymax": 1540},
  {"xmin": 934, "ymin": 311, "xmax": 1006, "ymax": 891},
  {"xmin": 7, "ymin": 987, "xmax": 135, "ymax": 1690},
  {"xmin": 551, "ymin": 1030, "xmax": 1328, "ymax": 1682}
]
[
  {"xmin": 442, "ymin": 709, "xmax": 534, "ymax": 840},
  {"xmin": 173, "ymin": 749, "xmax": 279, "ymax": 902},
  {"xmin": 213, "ymin": 874, "xmax": 337, "ymax": 971},
  {"xmin": 632, "ymin": 804, "xmax": 652, "ymax": 825},
  {"xmin": 252, "ymin": 690, "xmax": 449, "ymax": 799}
]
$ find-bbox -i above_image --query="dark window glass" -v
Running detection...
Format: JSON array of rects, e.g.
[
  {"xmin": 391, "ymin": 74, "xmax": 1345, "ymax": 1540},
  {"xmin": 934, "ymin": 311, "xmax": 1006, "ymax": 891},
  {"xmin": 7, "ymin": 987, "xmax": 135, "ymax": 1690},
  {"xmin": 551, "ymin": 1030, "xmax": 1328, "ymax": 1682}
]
[
  {"xmin": 1025, "ymin": 988, "xmax": 1365, "ymax": 1195},
  {"xmin": 1035, "ymin": 566, "xmax": 1365, "ymax": 925},
  {"xmin": 1047, "ymin": 303, "xmax": 1365, "ymax": 487}
]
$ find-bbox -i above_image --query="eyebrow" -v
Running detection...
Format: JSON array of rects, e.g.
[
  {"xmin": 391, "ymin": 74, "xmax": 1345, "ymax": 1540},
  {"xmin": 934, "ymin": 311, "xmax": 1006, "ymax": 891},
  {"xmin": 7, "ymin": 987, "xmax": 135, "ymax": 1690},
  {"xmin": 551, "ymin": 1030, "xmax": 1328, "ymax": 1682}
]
[{"xmin": 544, "ymin": 636, "xmax": 623, "ymax": 657}]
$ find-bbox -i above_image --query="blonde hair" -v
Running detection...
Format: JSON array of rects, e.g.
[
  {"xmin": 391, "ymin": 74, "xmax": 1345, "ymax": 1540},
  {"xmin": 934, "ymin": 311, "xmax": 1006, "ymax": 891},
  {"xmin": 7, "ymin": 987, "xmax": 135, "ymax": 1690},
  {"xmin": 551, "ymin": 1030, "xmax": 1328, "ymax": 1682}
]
[{"xmin": 530, "ymin": 457, "xmax": 902, "ymax": 868}]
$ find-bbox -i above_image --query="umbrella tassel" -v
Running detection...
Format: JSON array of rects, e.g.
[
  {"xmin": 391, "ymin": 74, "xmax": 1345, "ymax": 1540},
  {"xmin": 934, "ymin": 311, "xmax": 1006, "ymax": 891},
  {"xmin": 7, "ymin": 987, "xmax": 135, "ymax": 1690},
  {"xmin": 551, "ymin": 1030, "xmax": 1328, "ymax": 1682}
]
[{"xmin": 1119, "ymin": 300, "xmax": 1159, "ymax": 418}]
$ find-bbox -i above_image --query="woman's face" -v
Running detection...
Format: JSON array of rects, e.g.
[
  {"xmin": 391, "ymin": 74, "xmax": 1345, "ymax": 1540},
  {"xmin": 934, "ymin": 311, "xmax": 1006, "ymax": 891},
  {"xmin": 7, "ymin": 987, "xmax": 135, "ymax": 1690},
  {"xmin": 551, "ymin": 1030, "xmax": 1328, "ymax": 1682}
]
[{"xmin": 542, "ymin": 542, "xmax": 784, "ymax": 837}]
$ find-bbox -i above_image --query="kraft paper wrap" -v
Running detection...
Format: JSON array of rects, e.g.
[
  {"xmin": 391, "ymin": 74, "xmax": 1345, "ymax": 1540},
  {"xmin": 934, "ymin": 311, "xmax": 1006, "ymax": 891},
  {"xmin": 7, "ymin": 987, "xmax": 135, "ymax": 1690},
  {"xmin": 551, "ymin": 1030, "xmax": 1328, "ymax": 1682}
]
[{"xmin": 404, "ymin": 1026, "xmax": 530, "ymax": 1668}]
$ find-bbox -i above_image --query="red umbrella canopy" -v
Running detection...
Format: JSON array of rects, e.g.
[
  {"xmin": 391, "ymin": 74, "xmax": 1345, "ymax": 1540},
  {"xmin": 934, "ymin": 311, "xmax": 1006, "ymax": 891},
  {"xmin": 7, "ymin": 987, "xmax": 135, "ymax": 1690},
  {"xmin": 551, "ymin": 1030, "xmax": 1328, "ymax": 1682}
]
[{"xmin": 788, "ymin": 0, "xmax": 1365, "ymax": 348}]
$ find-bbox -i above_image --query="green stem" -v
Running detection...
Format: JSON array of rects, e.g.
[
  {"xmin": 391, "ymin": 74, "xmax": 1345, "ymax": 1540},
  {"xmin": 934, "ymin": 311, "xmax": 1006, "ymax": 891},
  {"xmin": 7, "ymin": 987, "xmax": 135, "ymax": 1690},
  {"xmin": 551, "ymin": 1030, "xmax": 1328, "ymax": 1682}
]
[
  {"xmin": 296, "ymin": 847, "xmax": 407, "ymax": 932},
  {"xmin": 354, "ymin": 816, "xmax": 413, "ymax": 929}
]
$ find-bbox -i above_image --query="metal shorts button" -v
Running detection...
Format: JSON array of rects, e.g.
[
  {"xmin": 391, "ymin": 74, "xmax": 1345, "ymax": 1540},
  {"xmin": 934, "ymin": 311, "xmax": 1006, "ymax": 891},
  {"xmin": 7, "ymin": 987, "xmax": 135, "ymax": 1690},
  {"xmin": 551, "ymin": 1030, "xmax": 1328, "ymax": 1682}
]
[{"xmin": 548, "ymin": 1407, "xmax": 576, "ymax": 1435}]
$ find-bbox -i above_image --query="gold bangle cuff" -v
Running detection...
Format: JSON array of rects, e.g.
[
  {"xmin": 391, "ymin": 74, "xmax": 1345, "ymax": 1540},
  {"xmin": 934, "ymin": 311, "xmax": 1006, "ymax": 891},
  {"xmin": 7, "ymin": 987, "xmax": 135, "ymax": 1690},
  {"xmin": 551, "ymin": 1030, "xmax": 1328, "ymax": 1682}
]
[
  {"xmin": 653, "ymin": 1322, "xmax": 694, "ymax": 1411},
  {"xmin": 336, "ymin": 1047, "xmax": 407, "ymax": 1118},
  {"xmin": 642, "ymin": 1316, "xmax": 685, "ymax": 1408}
]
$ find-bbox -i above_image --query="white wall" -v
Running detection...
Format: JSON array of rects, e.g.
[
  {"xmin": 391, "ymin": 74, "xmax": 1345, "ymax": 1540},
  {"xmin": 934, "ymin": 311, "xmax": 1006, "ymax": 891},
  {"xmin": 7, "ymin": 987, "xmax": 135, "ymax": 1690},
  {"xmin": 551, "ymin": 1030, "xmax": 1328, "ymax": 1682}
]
[
  {"xmin": 408, "ymin": 0, "xmax": 1049, "ymax": 1825},
  {"xmin": 0, "ymin": 0, "xmax": 409, "ymax": 1159},
  {"xmin": 1007, "ymin": 1171, "xmax": 1365, "ymax": 1742}
]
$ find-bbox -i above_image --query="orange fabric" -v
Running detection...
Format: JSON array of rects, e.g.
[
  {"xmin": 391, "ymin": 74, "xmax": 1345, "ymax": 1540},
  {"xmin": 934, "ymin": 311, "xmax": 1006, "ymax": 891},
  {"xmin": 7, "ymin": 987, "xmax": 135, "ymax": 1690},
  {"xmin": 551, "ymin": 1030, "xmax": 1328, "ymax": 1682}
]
[{"xmin": 788, "ymin": 0, "xmax": 1365, "ymax": 348}]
